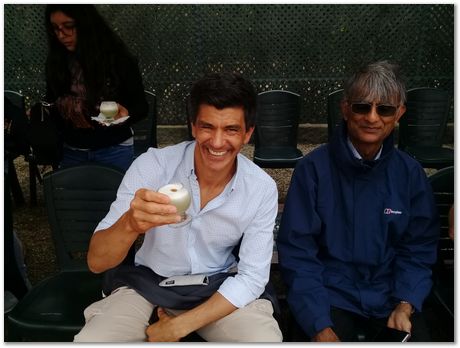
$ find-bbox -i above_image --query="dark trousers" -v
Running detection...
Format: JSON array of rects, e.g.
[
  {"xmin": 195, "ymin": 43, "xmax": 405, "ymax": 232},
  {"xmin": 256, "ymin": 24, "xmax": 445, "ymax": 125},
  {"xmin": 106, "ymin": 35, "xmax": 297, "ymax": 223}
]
[{"xmin": 330, "ymin": 306, "xmax": 431, "ymax": 342}]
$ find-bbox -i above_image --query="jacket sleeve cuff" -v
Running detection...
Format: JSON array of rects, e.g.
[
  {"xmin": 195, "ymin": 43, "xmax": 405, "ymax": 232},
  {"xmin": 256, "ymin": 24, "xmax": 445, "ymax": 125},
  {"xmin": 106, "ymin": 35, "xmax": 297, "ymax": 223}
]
[
  {"xmin": 392, "ymin": 291, "xmax": 423, "ymax": 313},
  {"xmin": 306, "ymin": 315, "xmax": 334, "ymax": 338}
]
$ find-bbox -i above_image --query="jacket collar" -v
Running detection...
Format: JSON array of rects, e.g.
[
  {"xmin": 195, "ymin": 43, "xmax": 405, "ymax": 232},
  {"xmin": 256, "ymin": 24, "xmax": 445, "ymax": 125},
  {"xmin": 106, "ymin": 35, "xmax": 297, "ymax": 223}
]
[{"xmin": 330, "ymin": 120, "xmax": 395, "ymax": 174}]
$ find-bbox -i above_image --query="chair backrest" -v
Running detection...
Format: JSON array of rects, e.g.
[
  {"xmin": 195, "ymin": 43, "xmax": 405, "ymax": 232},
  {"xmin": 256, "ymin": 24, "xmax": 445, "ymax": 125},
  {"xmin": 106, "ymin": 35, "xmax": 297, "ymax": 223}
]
[
  {"xmin": 133, "ymin": 90, "xmax": 157, "ymax": 157},
  {"xmin": 184, "ymin": 95, "xmax": 195, "ymax": 141},
  {"xmin": 254, "ymin": 90, "xmax": 301, "ymax": 149},
  {"xmin": 4, "ymin": 90, "xmax": 26, "ymax": 113},
  {"xmin": 428, "ymin": 166, "xmax": 454, "ymax": 270},
  {"xmin": 398, "ymin": 87, "xmax": 450, "ymax": 149},
  {"xmin": 327, "ymin": 89, "xmax": 344, "ymax": 141},
  {"xmin": 43, "ymin": 164, "xmax": 124, "ymax": 271}
]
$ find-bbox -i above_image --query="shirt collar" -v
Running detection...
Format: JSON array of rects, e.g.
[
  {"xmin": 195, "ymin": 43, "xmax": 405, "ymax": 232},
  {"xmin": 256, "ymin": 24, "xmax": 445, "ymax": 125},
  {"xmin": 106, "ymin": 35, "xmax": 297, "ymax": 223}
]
[
  {"xmin": 185, "ymin": 141, "xmax": 196, "ymax": 178},
  {"xmin": 346, "ymin": 136, "xmax": 383, "ymax": 161},
  {"xmin": 228, "ymin": 155, "xmax": 242, "ymax": 193}
]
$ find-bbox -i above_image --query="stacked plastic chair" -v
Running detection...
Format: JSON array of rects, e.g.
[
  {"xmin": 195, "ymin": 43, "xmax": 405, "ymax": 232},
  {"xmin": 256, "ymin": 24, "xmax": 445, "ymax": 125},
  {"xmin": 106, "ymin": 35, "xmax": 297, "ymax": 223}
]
[
  {"xmin": 398, "ymin": 87, "xmax": 453, "ymax": 169},
  {"xmin": 253, "ymin": 90, "xmax": 303, "ymax": 168}
]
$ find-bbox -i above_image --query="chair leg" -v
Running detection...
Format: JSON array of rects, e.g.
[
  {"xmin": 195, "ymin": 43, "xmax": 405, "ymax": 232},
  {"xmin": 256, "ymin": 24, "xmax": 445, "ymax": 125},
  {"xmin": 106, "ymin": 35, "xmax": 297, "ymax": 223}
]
[
  {"xmin": 28, "ymin": 162, "xmax": 38, "ymax": 206},
  {"xmin": 7, "ymin": 158, "xmax": 25, "ymax": 206},
  {"xmin": 28, "ymin": 160, "xmax": 56, "ymax": 206}
]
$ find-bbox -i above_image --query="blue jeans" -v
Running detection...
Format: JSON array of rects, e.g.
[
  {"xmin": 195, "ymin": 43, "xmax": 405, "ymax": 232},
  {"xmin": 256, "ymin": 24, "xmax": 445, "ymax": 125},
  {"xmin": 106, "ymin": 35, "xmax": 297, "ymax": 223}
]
[{"xmin": 60, "ymin": 144, "xmax": 134, "ymax": 172}]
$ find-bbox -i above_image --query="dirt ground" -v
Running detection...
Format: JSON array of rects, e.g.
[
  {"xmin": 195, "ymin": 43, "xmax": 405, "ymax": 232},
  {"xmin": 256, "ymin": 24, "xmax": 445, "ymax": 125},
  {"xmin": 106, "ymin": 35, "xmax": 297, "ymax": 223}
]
[{"xmin": 10, "ymin": 143, "xmax": 318, "ymax": 286}]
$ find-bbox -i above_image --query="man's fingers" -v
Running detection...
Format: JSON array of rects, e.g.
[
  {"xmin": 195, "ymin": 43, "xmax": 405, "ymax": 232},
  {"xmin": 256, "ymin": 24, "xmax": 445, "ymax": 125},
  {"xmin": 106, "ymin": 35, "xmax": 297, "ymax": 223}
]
[
  {"xmin": 387, "ymin": 313, "xmax": 412, "ymax": 334},
  {"xmin": 132, "ymin": 210, "xmax": 181, "ymax": 225},
  {"xmin": 131, "ymin": 199, "xmax": 177, "ymax": 215},
  {"xmin": 127, "ymin": 188, "xmax": 182, "ymax": 232},
  {"xmin": 157, "ymin": 307, "xmax": 167, "ymax": 319},
  {"xmin": 132, "ymin": 189, "xmax": 177, "ymax": 215},
  {"xmin": 136, "ymin": 188, "xmax": 171, "ymax": 204},
  {"xmin": 396, "ymin": 318, "xmax": 412, "ymax": 333}
]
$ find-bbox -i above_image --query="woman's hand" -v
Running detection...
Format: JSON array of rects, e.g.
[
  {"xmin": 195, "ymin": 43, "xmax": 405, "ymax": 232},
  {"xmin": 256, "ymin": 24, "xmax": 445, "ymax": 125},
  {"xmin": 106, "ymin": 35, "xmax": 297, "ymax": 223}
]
[{"xmin": 115, "ymin": 103, "xmax": 129, "ymax": 119}]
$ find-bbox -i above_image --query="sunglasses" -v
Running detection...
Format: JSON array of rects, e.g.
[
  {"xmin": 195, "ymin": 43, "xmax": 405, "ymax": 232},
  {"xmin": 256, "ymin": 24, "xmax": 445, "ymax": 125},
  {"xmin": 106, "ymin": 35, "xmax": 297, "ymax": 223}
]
[{"xmin": 350, "ymin": 102, "xmax": 398, "ymax": 117}]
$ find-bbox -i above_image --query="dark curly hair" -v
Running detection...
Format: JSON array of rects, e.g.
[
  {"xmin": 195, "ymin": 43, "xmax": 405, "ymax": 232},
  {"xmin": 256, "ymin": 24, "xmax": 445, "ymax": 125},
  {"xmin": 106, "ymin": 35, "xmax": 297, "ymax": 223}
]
[{"xmin": 44, "ymin": 5, "xmax": 137, "ymax": 109}]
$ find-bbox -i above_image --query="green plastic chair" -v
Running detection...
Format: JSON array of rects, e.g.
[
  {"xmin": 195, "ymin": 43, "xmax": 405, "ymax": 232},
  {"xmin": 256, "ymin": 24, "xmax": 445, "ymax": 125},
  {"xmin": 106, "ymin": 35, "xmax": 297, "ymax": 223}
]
[
  {"xmin": 398, "ymin": 88, "xmax": 453, "ymax": 169},
  {"xmin": 253, "ymin": 90, "xmax": 303, "ymax": 168},
  {"xmin": 423, "ymin": 166, "xmax": 454, "ymax": 341},
  {"xmin": 132, "ymin": 90, "xmax": 157, "ymax": 158},
  {"xmin": 327, "ymin": 89, "xmax": 344, "ymax": 141},
  {"xmin": 4, "ymin": 90, "xmax": 25, "ymax": 113},
  {"xmin": 4, "ymin": 90, "xmax": 28, "ymax": 206},
  {"xmin": 429, "ymin": 166, "xmax": 454, "ymax": 269},
  {"xmin": 6, "ymin": 164, "xmax": 124, "ymax": 342}
]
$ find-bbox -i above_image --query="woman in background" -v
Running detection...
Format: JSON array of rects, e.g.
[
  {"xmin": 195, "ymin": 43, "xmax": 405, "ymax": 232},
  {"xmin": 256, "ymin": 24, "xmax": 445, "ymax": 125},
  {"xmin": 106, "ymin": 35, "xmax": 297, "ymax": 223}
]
[{"xmin": 44, "ymin": 4, "xmax": 148, "ymax": 171}]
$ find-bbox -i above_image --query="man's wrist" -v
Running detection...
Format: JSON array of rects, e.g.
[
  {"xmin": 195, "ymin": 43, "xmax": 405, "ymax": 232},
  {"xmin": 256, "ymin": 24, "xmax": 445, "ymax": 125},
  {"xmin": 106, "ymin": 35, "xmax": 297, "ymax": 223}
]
[
  {"xmin": 398, "ymin": 301, "xmax": 415, "ymax": 314},
  {"xmin": 312, "ymin": 327, "xmax": 340, "ymax": 342},
  {"xmin": 172, "ymin": 313, "xmax": 195, "ymax": 338}
]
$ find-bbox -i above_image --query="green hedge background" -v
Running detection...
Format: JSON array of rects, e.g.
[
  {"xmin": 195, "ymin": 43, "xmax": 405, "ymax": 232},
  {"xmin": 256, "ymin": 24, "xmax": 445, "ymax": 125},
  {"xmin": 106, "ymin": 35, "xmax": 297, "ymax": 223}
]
[{"xmin": 4, "ymin": 4, "xmax": 454, "ymax": 124}]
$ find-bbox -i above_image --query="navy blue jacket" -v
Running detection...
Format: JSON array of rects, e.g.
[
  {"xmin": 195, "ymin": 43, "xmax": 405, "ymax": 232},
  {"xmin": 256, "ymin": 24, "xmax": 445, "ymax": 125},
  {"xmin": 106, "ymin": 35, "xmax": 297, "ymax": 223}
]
[{"xmin": 277, "ymin": 122, "xmax": 439, "ymax": 337}]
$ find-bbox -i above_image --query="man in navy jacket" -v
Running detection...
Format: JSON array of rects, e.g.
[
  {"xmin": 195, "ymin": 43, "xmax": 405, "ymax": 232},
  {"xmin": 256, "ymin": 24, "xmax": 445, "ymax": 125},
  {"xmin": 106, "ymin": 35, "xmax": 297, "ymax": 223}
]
[{"xmin": 277, "ymin": 61, "xmax": 439, "ymax": 342}]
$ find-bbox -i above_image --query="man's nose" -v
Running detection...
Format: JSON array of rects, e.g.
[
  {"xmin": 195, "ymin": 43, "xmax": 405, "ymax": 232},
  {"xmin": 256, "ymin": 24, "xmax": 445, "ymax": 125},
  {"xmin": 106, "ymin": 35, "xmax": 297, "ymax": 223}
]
[
  {"xmin": 365, "ymin": 105, "xmax": 380, "ymax": 122},
  {"xmin": 211, "ymin": 129, "xmax": 224, "ymax": 147}
]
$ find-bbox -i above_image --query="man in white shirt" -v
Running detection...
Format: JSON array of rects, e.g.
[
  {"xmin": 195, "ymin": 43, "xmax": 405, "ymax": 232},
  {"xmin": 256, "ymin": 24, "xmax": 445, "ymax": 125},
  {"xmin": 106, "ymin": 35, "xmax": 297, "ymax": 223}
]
[{"xmin": 74, "ymin": 72, "xmax": 282, "ymax": 342}]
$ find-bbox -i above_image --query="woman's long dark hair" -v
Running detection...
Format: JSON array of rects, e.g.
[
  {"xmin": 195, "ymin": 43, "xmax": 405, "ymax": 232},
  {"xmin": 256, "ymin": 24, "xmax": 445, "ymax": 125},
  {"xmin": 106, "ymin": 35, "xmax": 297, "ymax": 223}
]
[{"xmin": 45, "ymin": 5, "xmax": 135, "ymax": 108}]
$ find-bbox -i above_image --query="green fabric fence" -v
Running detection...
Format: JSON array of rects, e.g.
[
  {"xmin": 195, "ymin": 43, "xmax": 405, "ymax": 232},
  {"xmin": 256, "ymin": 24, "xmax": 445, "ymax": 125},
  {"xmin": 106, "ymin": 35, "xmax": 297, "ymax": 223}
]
[{"xmin": 4, "ymin": 4, "xmax": 454, "ymax": 125}]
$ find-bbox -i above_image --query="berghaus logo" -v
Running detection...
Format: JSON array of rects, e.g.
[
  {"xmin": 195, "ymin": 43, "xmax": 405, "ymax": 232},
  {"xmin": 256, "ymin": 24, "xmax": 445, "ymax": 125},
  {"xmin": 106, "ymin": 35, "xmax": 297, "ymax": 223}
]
[{"xmin": 384, "ymin": 208, "xmax": 402, "ymax": 215}]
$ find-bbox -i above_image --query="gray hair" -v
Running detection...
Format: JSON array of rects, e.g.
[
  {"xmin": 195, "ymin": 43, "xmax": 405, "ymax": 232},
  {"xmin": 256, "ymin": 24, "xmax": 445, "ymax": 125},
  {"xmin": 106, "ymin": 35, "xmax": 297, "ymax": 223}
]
[{"xmin": 344, "ymin": 60, "xmax": 406, "ymax": 105}]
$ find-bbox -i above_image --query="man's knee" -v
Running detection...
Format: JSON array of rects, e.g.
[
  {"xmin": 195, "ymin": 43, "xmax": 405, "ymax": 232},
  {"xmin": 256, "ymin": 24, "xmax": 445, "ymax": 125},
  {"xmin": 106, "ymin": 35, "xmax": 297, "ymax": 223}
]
[
  {"xmin": 74, "ymin": 325, "xmax": 116, "ymax": 342},
  {"xmin": 198, "ymin": 299, "xmax": 283, "ymax": 342},
  {"xmin": 74, "ymin": 317, "xmax": 148, "ymax": 342},
  {"xmin": 74, "ymin": 287, "xmax": 153, "ymax": 342},
  {"xmin": 199, "ymin": 320, "xmax": 282, "ymax": 342}
]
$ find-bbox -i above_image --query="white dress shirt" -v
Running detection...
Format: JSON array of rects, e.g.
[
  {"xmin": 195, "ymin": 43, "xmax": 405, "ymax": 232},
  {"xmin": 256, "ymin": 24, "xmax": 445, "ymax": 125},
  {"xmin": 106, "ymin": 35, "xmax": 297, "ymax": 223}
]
[{"xmin": 95, "ymin": 141, "xmax": 278, "ymax": 308}]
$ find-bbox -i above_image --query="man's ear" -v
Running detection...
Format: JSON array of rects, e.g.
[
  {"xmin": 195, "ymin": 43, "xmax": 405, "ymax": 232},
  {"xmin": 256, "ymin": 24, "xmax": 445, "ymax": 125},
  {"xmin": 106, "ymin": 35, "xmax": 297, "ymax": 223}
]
[
  {"xmin": 340, "ymin": 100, "xmax": 348, "ymax": 121},
  {"xmin": 190, "ymin": 120, "xmax": 196, "ymax": 138},
  {"xmin": 244, "ymin": 126, "xmax": 255, "ymax": 144},
  {"xmin": 395, "ymin": 104, "xmax": 406, "ymax": 123}
]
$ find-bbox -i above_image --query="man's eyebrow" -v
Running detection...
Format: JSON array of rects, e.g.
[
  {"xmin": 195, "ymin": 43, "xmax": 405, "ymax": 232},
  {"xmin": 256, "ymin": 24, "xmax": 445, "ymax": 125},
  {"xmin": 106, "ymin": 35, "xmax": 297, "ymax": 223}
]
[
  {"xmin": 197, "ymin": 120, "xmax": 212, "ymax": 126},
  {"xmin": 225, "ymin": 124, "xmax": 242, "ymax": 130}
]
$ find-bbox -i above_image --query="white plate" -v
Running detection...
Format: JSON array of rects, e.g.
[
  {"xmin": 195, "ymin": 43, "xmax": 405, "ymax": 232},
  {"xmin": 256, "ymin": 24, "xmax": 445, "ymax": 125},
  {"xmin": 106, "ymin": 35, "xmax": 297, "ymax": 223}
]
[{"xmin": 91, "ymin": 114, "xmax": 130, "ymax": 126}]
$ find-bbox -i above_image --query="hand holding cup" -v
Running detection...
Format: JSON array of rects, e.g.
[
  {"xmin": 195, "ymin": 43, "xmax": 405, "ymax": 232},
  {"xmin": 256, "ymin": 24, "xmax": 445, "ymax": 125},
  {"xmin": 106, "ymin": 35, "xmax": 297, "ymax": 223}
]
[{"xmin": 126, "ymin": 189, "xmax": 181, "ymax": 234}]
